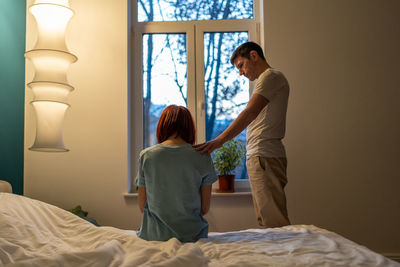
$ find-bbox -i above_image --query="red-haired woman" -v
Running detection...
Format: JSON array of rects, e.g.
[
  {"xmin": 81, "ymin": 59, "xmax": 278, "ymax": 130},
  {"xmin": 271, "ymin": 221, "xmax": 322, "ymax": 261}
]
[{"xmin": 135, "ymin": 105, "xmax": 217, "ymax": 242}]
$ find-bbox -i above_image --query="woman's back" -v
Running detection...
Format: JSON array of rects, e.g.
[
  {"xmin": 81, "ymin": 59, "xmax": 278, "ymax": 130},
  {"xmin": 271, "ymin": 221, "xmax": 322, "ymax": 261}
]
[{"xmin": 136, "ymin": 143, "xmax": 217, "ymax": 242}]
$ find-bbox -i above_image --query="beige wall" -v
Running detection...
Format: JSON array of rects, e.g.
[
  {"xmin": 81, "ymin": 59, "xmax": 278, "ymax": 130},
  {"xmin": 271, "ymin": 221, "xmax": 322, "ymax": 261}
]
[
  {"xmin": 264, "ymin": 0, "xmax": 400, "ymax": 254},
  {"xmin": 25, "ymin": 0, "xmax": 400, "ymax": 256}
]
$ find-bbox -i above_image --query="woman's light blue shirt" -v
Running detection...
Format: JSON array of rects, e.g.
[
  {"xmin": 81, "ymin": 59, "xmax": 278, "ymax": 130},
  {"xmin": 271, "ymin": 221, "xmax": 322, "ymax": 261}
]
[{"xmin": 135, "ymin": 144, "xmax": 217, "ymax": 242}]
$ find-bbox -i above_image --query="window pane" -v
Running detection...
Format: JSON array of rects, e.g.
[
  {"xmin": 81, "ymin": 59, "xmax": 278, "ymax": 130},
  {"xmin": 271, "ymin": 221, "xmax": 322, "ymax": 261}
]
[
  {"xmin": 142, "ymin": 33, "xmax": 187, "ymax": 148},
  {"xmin": 138, "ymin": 0, "xmax": 253, "ymax": 22},
  {"xmin": 204, "ymin": 32, "xmax": 249, "ymax": 179}
]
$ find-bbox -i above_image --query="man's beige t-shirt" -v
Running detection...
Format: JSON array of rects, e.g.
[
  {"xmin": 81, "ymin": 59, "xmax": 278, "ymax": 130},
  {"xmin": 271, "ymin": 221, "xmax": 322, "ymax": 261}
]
[{"xmin": 246, "ymin": 68, "xmax": 289, "ymax": 158}]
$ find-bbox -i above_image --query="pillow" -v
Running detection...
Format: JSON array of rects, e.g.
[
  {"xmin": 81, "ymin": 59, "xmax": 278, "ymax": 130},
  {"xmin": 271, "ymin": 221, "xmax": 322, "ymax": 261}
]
[{"xmin": 0, "ymin": 180, "xmax": 12, "ymax": 193}]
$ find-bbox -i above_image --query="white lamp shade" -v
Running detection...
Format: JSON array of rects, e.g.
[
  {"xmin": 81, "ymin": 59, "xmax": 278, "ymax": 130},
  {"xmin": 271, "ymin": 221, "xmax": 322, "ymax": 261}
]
[
  {"xmin": 25, "ymin": 49, "xmax": 77, "ymax": 84},
  {"xmin": 28, "ymin": 81, "xmax": 73, "ymax": 102},
  {"xmin": 30, "ymin": 3, "xmax": 73, "ymax": 51},
  {"xmin": 30, "ymin": 101, "xmax": 70, "ymax": 152},
  {"xmin": 27, "ymin": 0, "xmax": 76, "ymax": 152}
]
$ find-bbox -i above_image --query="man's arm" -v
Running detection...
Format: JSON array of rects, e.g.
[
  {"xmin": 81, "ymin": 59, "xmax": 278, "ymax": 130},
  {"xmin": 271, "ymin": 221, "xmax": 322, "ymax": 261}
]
[
  {"xmin": 194, "ymin": 93, "xmax": 269, "ymax": 154},
  {"xmin": 138, "ymin": 187, "xmax": 147, "ymax": 213},
  {"xmin": 200, "ymin": 185, "xmax": 212, "ymax": 215}
]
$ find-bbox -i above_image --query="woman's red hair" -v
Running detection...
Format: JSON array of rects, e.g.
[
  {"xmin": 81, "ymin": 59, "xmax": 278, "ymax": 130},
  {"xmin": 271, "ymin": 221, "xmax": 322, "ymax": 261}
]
[{"xmin": 156, "ymin": 105, "xmax": 196, "ymax": 145}]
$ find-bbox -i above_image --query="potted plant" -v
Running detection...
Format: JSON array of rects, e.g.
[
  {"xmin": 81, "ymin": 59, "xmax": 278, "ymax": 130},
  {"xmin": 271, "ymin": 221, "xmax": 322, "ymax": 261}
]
[{"xmin": 212, "ymin": 139, "xmax": 245, "ymax": 193}]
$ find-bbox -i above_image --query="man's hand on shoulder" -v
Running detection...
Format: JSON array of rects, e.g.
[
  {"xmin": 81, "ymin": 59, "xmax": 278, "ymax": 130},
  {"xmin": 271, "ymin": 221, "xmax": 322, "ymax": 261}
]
[{"xmin": 193, "ymin": 139, "xmax": 224, "ymax": 155}]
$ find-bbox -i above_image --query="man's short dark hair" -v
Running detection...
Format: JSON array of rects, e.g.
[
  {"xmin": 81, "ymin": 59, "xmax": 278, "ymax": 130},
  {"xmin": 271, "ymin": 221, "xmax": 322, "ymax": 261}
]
[{"xmin": 230, "ymin": 41, "xmax": 266, "ymax": 65}]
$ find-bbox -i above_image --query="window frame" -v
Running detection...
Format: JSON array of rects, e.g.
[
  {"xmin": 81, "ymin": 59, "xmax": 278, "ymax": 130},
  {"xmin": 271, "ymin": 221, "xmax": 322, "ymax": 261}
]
[
  {"xmin": 129, "ymin": 1, "xmax": 262, "ymax": 192},
  {"xmin": 194, "ymin": 20, "xmax": 257, "ymax": 142}
]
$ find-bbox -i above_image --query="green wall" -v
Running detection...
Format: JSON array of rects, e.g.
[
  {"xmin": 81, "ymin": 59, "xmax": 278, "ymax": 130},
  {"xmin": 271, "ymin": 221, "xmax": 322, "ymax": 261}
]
[{"xmin": 0, "ymin": 0, "xmax": 26, "ymax": 195}]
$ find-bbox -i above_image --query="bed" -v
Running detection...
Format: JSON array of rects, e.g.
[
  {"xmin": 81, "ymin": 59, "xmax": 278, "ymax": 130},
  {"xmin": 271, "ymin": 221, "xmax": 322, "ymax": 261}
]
[{"xmin": 0, "ymin": 192, "xmax": 398, "ymax": 267}]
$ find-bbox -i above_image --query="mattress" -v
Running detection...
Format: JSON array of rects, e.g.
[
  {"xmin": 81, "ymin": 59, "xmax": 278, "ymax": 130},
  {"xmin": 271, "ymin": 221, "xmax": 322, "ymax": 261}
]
[{"xmin": 0, "ymin": 193, "xmax": 398, "ymax": 266}]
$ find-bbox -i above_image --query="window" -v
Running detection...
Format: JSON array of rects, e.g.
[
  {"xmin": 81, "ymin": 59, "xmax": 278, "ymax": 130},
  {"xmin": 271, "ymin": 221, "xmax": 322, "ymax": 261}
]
[
  {"xmin": 130, "ymin": 0, "xmax": 261, "ymax": 191},
  {"xmin": 137, "ymin": 0, "xmax": 253, "ymax": 22}
]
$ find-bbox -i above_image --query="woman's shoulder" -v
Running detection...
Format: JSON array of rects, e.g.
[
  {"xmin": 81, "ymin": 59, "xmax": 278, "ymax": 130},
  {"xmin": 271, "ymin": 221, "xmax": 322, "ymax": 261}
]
[
  {"xmin": 139, "ymin": 144, "xmax": 163, "ymax": 158},
  {"xmin": 185, "ymin": 146, "xmax": 213, "ymax": 162},
  {"xmin": 140, "ymin": 144, "xmax": 211, "ymax": 160}
]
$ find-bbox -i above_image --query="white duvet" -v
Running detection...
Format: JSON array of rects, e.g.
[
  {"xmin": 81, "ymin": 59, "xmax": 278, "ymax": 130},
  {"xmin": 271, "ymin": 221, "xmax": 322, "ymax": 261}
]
[{"xmin": 0, "ymin": 193, "xmax": 398, "ymax": 267}]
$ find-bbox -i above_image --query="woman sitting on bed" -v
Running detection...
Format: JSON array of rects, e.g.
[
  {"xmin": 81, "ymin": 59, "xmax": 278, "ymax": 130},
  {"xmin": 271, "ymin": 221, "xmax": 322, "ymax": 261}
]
[{"xmin": 135, "ymin": 105, "xmax": 217, "ymax": 242}]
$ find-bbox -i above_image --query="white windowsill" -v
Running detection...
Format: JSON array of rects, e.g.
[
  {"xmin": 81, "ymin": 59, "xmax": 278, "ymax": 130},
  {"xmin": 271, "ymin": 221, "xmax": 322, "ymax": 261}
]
[
  {"xmin": 124, "ymin": 191, "xmax": 252, "ymax": 198},
  {"xmin": 124, "ymin": 193, "xmax": 138, "ymax": 197},
  {"xmin": 124, "ymin": 180, "xmax": 252, "ymax": 198},
  {"xmin": 211, "ymin": 191, "xmax": 252, "ymax": 196}
]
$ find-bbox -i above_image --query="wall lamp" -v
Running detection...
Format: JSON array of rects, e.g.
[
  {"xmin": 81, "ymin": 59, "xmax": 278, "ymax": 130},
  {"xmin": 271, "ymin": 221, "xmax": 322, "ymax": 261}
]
[{"xmin": 25, "ymin": 0, "xmax": 76, "ymax": 152}]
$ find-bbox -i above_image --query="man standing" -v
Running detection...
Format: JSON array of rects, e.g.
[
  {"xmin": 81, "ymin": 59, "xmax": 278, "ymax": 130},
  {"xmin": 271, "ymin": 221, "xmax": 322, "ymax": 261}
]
[{"xmin": 194, "ymin": 41, "xmax": 290, "ymax": 228}]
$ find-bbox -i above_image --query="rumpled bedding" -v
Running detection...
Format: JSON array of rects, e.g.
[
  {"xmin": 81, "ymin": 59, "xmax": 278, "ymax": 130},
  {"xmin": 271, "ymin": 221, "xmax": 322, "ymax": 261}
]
[{"xmin": 0, "ymin": 193, "xmax": 398, "ymax": 266}]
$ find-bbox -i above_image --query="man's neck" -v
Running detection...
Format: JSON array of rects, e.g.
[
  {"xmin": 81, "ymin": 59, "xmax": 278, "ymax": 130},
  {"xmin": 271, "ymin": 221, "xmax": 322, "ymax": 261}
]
[{"xmin": 255, "ymin": 61, "xmax": 271, "ymax": 79}]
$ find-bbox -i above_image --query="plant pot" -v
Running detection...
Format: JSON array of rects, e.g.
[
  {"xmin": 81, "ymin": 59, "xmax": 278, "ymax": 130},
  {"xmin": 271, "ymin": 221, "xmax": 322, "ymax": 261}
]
[{"xmin": 216, "ymin": 174, "xmax": 235, "ymax": 193}]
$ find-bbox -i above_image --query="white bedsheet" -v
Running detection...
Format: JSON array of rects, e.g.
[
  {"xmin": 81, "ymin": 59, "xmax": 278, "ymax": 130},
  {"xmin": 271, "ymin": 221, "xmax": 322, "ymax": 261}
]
[{"xmin": 0, "ymin": 193, "xmax": 398, "ymax": 266}]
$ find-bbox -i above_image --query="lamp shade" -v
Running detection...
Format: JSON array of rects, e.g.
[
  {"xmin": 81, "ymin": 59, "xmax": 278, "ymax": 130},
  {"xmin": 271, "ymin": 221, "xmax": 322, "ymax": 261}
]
[
  {"xmin": 25, "ymin": 49, "xmax": 77, "ymax": 84},
  {"xmin": 30, "ymin": 3, "xmax": 73, "ymax": 51},
  {"xmin": 30, "ymin": 101, "xmax": 70, "ymax": 152},
  {"xmin": 28, "ymin": 81, "xmax": 73, "ymax": 102},
  {"xmin": 25, "ymin": 0, "xmax": 76, "ymax": 152}
]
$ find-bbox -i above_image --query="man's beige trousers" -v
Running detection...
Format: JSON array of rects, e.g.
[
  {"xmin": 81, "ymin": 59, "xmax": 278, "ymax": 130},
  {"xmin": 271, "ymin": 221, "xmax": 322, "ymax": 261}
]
[{"xmin": 246, "ymin": 156, "xmax": 290, "ymax": 228}]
